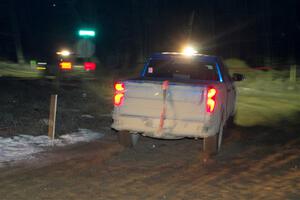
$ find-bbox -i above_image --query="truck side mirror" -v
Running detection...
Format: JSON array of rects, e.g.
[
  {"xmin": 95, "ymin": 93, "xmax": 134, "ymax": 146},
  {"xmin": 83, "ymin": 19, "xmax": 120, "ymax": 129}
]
[{"xmin": 232, "ymin": 73, "xmax": 245, "ymax": 81}]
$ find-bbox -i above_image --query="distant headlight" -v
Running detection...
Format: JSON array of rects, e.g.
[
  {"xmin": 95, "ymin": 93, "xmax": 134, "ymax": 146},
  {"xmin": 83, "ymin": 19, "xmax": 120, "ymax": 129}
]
[
  {"xmin": 182, "ymin": 46, "xmax": 198, "ymax": 56},
  {"xmin": 56, "ymin": 50, "xmax": 71, "ymax": 57}
]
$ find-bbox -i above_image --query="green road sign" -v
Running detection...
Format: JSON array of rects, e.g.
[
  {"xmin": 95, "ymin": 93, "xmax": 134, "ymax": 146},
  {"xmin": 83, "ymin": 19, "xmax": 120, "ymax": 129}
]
[{"xmin": 78, "ymin": 29, "xmax": 96, "ymax": 37}]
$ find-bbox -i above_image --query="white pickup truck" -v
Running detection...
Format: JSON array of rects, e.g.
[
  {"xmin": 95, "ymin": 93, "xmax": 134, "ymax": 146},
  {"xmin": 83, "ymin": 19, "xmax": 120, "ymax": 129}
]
[{"xmin": 112, "ymin": 52, "xmax": 243, "ymax": 155}]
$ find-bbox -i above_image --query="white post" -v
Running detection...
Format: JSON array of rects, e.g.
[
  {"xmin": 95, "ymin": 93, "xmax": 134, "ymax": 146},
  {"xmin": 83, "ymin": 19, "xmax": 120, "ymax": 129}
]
[{"xmin": 48, "ymin": 94, "xmax": 58, "ymax": 140}]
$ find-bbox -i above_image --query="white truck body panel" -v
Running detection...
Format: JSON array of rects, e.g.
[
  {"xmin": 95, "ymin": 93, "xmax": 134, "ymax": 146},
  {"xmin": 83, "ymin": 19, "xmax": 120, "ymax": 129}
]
[{"xmin": 112, "ymin": 80, "xmax": 226, "ymax": 139}]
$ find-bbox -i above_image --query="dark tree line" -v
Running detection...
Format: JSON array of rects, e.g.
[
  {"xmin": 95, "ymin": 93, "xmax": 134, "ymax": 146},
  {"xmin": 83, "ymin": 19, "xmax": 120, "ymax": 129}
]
[{"xmin": 0, "ymin": 0, "xmax": 299, "ymax": 68}]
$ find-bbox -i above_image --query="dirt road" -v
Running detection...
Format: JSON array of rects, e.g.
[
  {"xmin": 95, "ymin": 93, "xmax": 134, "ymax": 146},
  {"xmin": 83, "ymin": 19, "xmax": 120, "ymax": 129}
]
[
  {"xmin": 1, "ymin": 78, "xmax": 300, "ymax": 199},
  {"xmin": 0, "ymin": 123, "xmax": 300, "ymax": 200}
]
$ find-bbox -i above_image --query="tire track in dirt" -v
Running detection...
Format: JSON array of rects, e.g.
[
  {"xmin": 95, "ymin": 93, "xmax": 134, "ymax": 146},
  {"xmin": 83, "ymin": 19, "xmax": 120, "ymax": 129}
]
[{"xmin": 115, "ymin": 138, "xmax": 300, "ymax": 199}]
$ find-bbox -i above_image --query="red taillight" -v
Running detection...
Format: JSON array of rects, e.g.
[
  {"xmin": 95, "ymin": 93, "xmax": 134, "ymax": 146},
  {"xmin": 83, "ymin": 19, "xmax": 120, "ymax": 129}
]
[
  {"xmin": 59, "ymin": 62, "xmax": 72, "ymax": 70},
  {"xmin": 206, "ymin": 87, "xmax": 217, "ymax": 113},
  {"xmin": 114, "ymin": 93, "xmax": 124, "ymax": 106},
  {"xmin": 114, "ymin": 82, "xmax": 125, "ymax": 106},
  {"xmin": 84, "ymin": 62, "xmax": 96, "ymax": 71},
  {"xmin": 114, "ymin": 82, "xmax": 125, "ymax": 92}
]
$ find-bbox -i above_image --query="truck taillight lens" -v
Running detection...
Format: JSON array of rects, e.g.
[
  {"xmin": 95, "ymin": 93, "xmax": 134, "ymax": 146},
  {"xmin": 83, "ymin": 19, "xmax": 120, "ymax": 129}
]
[
  {"xmin": 59, "ymin": 62, "xmax": 72, "ymax": 70},
  {"xmin": 206, "ymin": 87, "xmax": 217, "ymax": 113},
  {"xmin": 84, "ymin": 62, "xmax": 96, "ymax": 71},
  {"xmin": 114, "ymin": 93, "xmax": 124, "ymax": 106},
  {"xmin": 114, "ymin": 82, "xmax": 125, "ymax": 106},
  {"xmin": 114, "ymin": 82, "xmax": 125, "ymax": 92}
]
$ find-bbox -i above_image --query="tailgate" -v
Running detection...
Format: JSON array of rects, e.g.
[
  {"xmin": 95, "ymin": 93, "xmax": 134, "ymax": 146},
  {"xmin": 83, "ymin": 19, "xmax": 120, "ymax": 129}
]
[{"xmin": 118, "ymin": 80, "xmax": 207, "ymax": 121}]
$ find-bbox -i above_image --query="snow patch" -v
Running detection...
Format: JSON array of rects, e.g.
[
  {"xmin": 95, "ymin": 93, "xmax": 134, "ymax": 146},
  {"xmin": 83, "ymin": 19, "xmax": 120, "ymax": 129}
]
[{"xmin": 0, "ymin": 129, "xmax": 104, "ymax": 167}]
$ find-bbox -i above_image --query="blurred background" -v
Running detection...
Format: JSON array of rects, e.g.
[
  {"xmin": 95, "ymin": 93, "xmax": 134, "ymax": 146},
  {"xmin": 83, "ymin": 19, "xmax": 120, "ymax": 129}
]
[{"xmin": 0, "ymin": 0, "xmax": 299, "ymax": 135}]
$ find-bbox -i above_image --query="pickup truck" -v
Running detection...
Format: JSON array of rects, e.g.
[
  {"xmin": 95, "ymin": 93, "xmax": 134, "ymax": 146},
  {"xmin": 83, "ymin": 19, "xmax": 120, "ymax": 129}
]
[
  {"xmin": 112, "ymin": 52, "xmax": 243, "ymax": 155},
  {"xmin": 57, "ymin": 57, "xmax": 96, "ymax": 79}
]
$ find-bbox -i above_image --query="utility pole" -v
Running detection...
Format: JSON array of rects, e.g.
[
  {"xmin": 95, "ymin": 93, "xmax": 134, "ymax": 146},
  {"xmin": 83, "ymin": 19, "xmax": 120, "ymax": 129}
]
[
  {"xmin": 262, "ymin": 0, "xmax": 271, "ymax": 65},
  {"xmin": 9, "ymin": 0, "xmax": 25, "ymax": 64}
]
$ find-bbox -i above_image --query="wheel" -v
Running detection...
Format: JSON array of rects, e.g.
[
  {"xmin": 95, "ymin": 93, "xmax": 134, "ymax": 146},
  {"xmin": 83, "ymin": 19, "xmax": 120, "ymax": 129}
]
[
  {"xmin": 223, "ymin": 113, "xmax": 236, "ymax": 141},
  {"xmin": 226, "ymin": 114, "xmax": 236, "ymax": 129},
  {"xmin": 118, "ymin": 131, "xmax": 139, "ymax": 147},
  {"xmin": 203, "ymin": 123, "xmax": 224, "ymax": 156},
  {"xmin": 203, "ymin": 135, "xmax": 218, "ymax": 156},
  {"xmin": 131, "ymin": 133, "xmax": 139, "ymax": 146},
  {"xmin": 217, "ymin": 123, "xmax": 224, "ymax": 152}
]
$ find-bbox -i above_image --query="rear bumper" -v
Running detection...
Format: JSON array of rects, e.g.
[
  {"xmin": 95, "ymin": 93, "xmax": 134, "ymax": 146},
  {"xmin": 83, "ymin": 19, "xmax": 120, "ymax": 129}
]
[{"xmin": 111, "ymin": 114, "xmax": 217, "ymax": 139}]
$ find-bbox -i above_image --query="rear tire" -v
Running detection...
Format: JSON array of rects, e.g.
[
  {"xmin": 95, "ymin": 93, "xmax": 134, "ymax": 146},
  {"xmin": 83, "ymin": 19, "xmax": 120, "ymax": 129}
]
[
  {"xmin": 118, "ymin": 131, "xmax": 139, "ymax": 147},
  {"xmin": 217, "ymin": 124, "xmax": 224, "ymax": 152},
  {"xmin": 223, "ymin": 113, "xmax": 236, "ymax": 140},
  {"xmin": 203, "ymin": 123, "xmax": 224, "ymax": 156},
  {"xmin": 203, "ymin": 135, "xmax": 218, "ymax": 156},
  {"xmin": 131, "ymin": 133, "xmax": 139, "ymax": 146},
  {"xmin": 226, "ymin": 114, "xmax": 236, "ymax": 129}
]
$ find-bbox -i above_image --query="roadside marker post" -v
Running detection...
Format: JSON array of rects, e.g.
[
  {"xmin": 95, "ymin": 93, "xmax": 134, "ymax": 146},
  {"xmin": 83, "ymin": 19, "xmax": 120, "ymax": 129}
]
[{"xmin": 48, "ymin": 94, "xmax": 58, "ymax": 140}]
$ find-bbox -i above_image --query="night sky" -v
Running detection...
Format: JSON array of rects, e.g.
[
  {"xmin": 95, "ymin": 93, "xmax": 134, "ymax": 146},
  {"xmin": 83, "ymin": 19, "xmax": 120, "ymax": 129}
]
[{"xmin": 0, "ymin": 0, "xmax": 299, "ymax": 68}]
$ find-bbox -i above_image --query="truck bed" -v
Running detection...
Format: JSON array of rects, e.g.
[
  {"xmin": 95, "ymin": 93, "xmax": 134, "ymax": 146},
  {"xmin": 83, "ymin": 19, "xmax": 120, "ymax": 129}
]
[{"xmin": 112, "ymin": 78, "xmax": 222, "ymax": 138}]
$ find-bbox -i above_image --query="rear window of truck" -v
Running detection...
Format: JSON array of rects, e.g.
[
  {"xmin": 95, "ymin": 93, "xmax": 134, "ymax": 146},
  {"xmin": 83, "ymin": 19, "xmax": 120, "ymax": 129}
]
[{"xmin": 144, "ymin": 58, "xmax": 219, "ymax": 81}]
